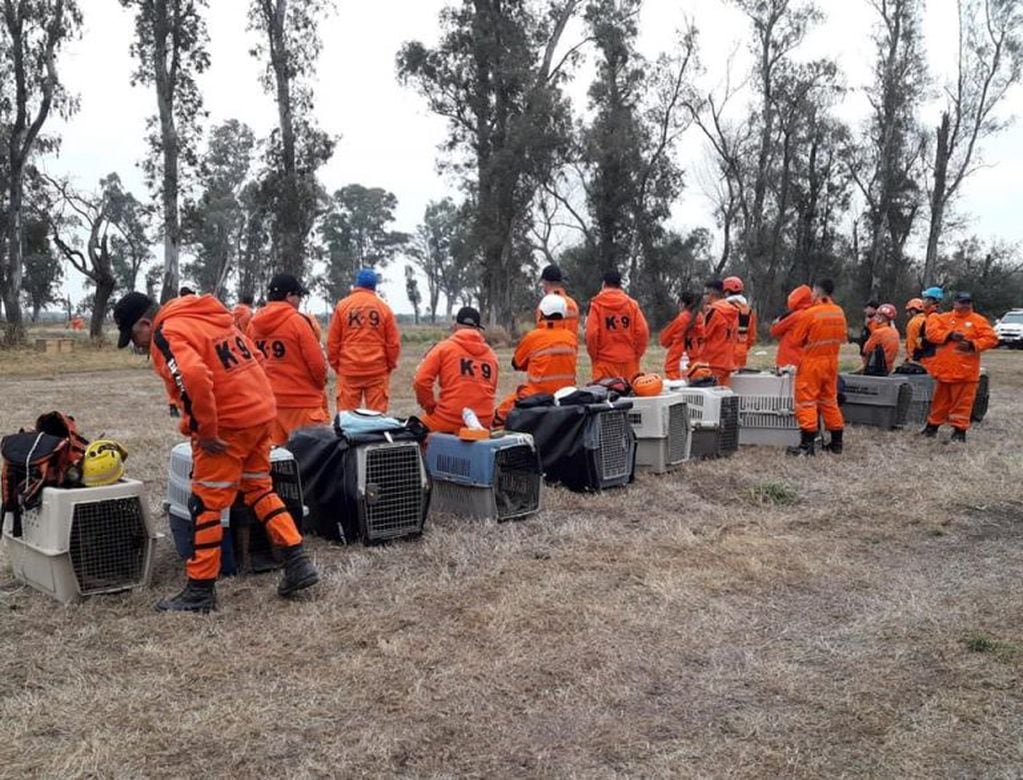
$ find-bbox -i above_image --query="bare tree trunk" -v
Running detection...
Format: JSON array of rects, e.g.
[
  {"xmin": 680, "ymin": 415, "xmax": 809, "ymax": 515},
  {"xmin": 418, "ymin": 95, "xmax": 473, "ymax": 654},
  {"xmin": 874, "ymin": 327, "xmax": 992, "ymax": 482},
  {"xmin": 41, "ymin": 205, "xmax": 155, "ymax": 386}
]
[
  {"xmin": 91, "ymin": 274, "xmax": 115, "ymax": 341},
  {"xmin": 923, "ymin": 112, "xmax": 951, "ymax": 288},
  {"xmin": 3, "ymin": 172, "xmax": 25, "ymax": 343},
  {"xmin": 152, "ymin": 0, "xmax": 181, "ymax": 303}
]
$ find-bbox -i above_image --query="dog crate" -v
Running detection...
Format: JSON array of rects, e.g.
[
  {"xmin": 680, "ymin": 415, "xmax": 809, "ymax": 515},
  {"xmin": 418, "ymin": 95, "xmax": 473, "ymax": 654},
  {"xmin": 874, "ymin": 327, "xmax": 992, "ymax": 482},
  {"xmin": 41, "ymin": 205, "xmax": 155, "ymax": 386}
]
[
  {"xmin": 627, "ymin": 394, "xmax": 692, "ymax": 473},
  {"xmin": 165, "ymin": 443, "xmax": 305, "ymax": 574},
  {"xmin": 425, "ymin": 433, "xmax": 542, "ymax": 521},
  {"xmin": 2, "ymin": 480, "xmax": 157, "ymax": 604},
  {"xmin": 355, "ymin": 441, "xmax": 430, "ymax": 542},
  {"xmin": 972, "ymin": 368, "xmax": 990, "ymax": 423},
  {"xmin": 669, "ymin": 387, "xmax": 739, "ymax": 458},
  {"xmin": 839, "ymin": 374, "xmax": 912, "ymax": 429},
  {"xmin": 595, "ymin": 406, "xmax": 636, "ymax": 487},
  {"xmin": 729, "ymin": 372, "xmax": 801, "ymax": 447}
]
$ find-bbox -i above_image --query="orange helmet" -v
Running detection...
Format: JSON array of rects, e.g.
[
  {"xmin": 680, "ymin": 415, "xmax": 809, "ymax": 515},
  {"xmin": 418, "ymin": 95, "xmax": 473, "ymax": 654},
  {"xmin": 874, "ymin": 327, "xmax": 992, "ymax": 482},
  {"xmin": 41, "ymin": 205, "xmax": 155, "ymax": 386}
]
[
  {"xmin": 684, "ymin": 362, "xmax": 714, "ymax": 382},
  {"xmin": 877, "ymin": 303, "xmax": 897, "ymax": 320},
  {"xmin": 632, "ymin": 373, "xmax": 664, "ymax": 397},
  {"xmin": 723, "ymin": 276, "xmax": 744, "ymax": 295},
  {"xmin": 905, "ymin": 297, "xmax": 924, "ymax": 312}
]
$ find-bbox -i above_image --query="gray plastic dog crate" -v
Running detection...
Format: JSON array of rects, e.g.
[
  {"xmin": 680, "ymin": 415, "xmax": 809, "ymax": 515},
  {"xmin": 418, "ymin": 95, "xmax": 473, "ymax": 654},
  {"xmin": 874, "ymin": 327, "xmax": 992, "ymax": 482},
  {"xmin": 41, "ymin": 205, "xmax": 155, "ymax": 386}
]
[
  {"xmin": 839, "ymin": 374, "xmax": 912, "ymax": 429},
  {"xmin": 729, "ymin": 372, "xmax": 801, "ymax": 448},
  {"xmin": 627, "ymin": 394, "xmax": 692, "ymax": 473}
]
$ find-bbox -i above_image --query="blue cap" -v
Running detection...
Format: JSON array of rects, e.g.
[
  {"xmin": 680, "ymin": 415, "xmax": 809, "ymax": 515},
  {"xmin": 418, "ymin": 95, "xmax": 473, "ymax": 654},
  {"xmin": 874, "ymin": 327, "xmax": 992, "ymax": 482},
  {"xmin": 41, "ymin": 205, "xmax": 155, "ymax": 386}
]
[
  {"xmin": 356, "ymin": 268, "xmax": 378, "ymax": 290},
  {"xmin": 921, "ymin": 286, "xmax": 944, "ymax": 300}
]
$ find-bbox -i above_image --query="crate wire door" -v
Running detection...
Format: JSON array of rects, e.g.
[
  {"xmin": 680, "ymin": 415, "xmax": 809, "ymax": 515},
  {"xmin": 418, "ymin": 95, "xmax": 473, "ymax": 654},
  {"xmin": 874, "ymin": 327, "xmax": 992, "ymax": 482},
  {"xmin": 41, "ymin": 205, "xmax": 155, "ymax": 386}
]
[
  {"xmin": 358, "ymin": 442, "xmax": 428, "ymax": 542},
  {"xmin": 69, "ymin": 495, "xmax": 150, "ymax": 594},
  {"xmin": 597, "ymin": 409, "xmax": 632, "ymax": 482}
]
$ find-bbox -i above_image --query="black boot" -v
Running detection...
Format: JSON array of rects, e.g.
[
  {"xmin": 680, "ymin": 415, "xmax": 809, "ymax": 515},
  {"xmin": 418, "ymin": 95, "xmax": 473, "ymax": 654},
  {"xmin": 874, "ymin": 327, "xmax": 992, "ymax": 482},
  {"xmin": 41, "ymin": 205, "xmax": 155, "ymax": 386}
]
[
  {"xmin": 825, "ymin": 428, "xmax": 844, "ymax": 454},
  {"xmin": 278, "ymin": 544, "xmax": 320, "ymax": 597},
  {"xmin": 156, "ymin": 579, "xmax": 216, "ymax": 613},
  {"xmin": 168, "ymin": 404, "xmax": 180, "ymax": 418},
  {"xmin": 950, "ymin": 428, "xmax": 967, "ymax": 443},
  {"xmin": 787, "ymin": 429, "xmax": 816, "ymax": 457},
  {"xmin": 920, "ymin": 423, "xmax": 939, "ymax": 438}
]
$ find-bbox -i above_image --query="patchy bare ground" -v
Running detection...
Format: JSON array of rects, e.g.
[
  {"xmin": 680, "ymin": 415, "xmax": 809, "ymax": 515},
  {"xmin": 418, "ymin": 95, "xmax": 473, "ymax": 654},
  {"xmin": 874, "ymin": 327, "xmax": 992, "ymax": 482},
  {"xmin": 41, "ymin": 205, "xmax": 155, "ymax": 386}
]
[{"xmin": 1, "ymin": 341, "xmax": 1022, "ymax": 778}]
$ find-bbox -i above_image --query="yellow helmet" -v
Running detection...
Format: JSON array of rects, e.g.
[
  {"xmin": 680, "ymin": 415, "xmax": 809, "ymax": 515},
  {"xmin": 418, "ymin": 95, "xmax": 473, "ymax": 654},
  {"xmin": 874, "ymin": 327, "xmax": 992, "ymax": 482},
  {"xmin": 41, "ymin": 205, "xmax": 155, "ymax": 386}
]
[{"xmin": 81, "ymin": 440, "xmax": 128, "ymax": 487}]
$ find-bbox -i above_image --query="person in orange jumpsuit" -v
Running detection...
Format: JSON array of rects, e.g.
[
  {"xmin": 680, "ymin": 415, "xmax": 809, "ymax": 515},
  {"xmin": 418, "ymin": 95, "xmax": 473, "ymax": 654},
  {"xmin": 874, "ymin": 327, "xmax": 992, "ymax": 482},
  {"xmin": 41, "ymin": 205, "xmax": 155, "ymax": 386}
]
[
  {"xmin": 535, "ymin": 264, "xmax": 580, "ymax": 338},
  {"xmin": 327, "ymin": 268, "xmax": 401, "ymax": 413},
  {"xmin": 414, "ymin": 307, "xmax": 499, "ymax": 433},
  {"xmin": 232, "ymin": 294, "xmax": 255, "ymax": 332},
  {"xmin": 903, "ymin": 298, "xmax": 925, "ymax": 362},
  {"xmin": 495, "ymin": 294, "xmax": 578, "ymax": 425},
  {"xmin": 921, "ymin": 291, "xmax": 997, "ymax": 442},
  {"xmin": 660, "ymin": 291, "xmax": 704, "ymax": 380},
  {"xmin": 787, "ymin": 278, "xmax": 847, "ymax": 456},
  {"xmin": 723, "ymin": 276, "xmax": 757, "ymax": 368},
  {"xmin": 911, "ymin": 287, "xmax": 945, "ymax": 369},
  {"xmin": 770, "ymin": 284, "xmax": 813, "ymax": 369},
  {"xmin": 113, "ymin": 291, "xmax": 319, "ymax": 613},
  {"xmin": 701, "ymin": 279, "xmax": 739, "ymax": 387},
  {"xmin": 862, "ymin": 303, "xmax": 900, "ymax": 375},
  {"xmin": 246, "ymin": 274, "xmax": 330, "ymax": 445},
  {"xmin": 585, "ymin": 270, "xmax": 649, "ymax": 381}
]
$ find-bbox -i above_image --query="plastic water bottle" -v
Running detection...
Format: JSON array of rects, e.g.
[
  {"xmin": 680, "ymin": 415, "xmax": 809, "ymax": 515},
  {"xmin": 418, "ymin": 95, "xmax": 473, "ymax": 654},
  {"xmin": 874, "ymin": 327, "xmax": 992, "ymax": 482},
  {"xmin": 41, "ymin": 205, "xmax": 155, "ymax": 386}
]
[
  {"xmin": 462, "ymin": 408, "xmax": 484, "ymax": 430},
  {"xmin": 679, "ymin": 353, "xmax": 690, "ymax": 374}
]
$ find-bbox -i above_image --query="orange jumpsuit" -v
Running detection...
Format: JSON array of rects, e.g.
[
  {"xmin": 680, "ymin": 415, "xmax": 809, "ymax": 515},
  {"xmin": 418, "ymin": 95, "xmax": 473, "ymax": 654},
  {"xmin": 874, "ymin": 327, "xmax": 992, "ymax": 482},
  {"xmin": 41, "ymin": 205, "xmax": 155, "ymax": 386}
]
[
  {"xmin": 905, "ymin": 312, "xmax": 926, "ymax": 362},
  {"xmin": 862, "ymin": 323, "xmax": 900, "ymax": 375},
  {"xmin": 791, "ymin": 297, "xmax": 847, "ymax": 433},
  {"xmin": 702, "ymin": 298, "xmax": 739, "ymax": 386},
  {"xmin": 535, "ymin": 287, "xmax": 580, "ymax": 340},
  {"xmin": 414, "ymin": 329, "xmax": 499, "ymax": 433},
  {"xmin": 327, "ymin": 288, "xmax": 401, "ymax": 413},
  {"xmin": 771, "ymin": 285, "xmax": 813, "ymax": 369},
  {"xmin": 585, "ymin": 287, "xmax": 649, "ymax": 381},
  {"xmin": 149, "ymin": 295, "xmax": 302, "ymax": 582},
  {"xmin": 924, "ymin": 310, "xmax": 998, "ymax": 431},
  {"xmin": 659, "ymin": 310, "xmax": 704, "ymax": 380},
  {"xmin": 496, "ymin": 322, "xmax": 578, "ymax": 423},
  {"xmin": 732, "ymin": 300, "xmax": 758, "ymax": 369},
  {"xmin": 246, "ymin": 301, "xmax": 330, "ymax": 445},
  {"xmin": 232, "ymin": 303, "xmax": 253, "ymax": 333}
]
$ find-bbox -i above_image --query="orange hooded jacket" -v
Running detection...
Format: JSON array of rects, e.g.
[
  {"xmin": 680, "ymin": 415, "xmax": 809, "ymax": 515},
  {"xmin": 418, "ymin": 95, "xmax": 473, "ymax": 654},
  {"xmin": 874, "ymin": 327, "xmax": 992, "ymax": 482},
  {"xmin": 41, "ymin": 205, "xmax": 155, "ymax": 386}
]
[
  {"xmin": 702, "ymin": 298, "xmax": 739, "ymax": 374},
  {"xmin": 771, "ymin": 285, "xmax": 813, "ymax": 368},
  {"xmin": 862, "ymin": 322, "xmax": 900, "ymax": 374},
  {"xmin": 414, "ymin": 328, "xmax": 499, "ymax": 430},
  {"xmin": 246, "ymin": 301, "xmax": 328, "ymax": 409},
  {"xmin": 585, "ymin": 287, "xmax": 649, "ymax": 367},
  {"xmin": 232, "ymin": 303, "xmax": 253, "ymax": 333},
  {"xmin": 921, "ymin": 309, "xmax": 998, "ymax": 383},
  {"xmin": 327, "ymin": 288, "xmax": 401, "ymax": 379},
  {"xmin": 659, "ymin": 309, "xmax": 704, "ymax": 380},
  {"xmin": 150, "ymin": 295, "xmax": 276, "ymax": 438},
  {"xmin": 512, "ymin": 323, "xmax": 578, "ymax": 395}
]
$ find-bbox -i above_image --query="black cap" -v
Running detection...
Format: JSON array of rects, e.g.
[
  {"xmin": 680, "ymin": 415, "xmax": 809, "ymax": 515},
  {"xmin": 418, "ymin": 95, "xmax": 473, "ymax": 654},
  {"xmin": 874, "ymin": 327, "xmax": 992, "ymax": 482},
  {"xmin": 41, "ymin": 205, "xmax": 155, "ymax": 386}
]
[
  {"xmin": 602, "ymin": 270, "xmax": 622, "ymax": 287},
  {"xmin": 113, "ymin": 291, "xmax": 155, "ymax": 349},
  {"xmin": 540, "ymin": 264, "xmax": 564, "ymax": 283},
  {"xmin": 179, "ymin": 287, "xmax": 196, "ymax": 296},
  {"xmin": 954, "ymin": 291, "xmax": 973, "ymax": 303},
  {"xmin": 268, "ymin": 273, "xmax": 308, "ymax": 297},
  {"xmin": 864, "ymin": 300, "xmax": 879, "ymax": 309},
  {"xmin": 455, "ymin": 306, "xmax": 483, "ymax": 329},
  {"xmin": 705, "ymin": 279, "xmax": 724, "ymax": 292}
]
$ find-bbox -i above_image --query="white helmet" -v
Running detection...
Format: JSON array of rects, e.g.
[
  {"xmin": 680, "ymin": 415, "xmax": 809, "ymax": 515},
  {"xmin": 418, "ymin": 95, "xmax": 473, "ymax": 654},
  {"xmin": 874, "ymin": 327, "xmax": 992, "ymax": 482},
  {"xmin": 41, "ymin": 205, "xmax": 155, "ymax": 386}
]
[{"xmin": 538, "ymin": 294, "xmax": 568, "ymax": 319}]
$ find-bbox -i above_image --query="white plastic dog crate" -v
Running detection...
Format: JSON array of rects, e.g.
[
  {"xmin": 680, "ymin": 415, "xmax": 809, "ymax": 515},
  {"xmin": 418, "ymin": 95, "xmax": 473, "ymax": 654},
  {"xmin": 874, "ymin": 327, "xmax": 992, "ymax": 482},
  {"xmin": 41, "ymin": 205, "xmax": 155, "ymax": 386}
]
[
  {"xmin": 356, "ymin": 441, "xmax": 430, "ymax": 542},
  {"xmin": 840, "ymin": 374, "xmax": 912, "ymax": 429},
  {"xmin": 666, "ymin": 385, "xmax": 739, "ymax": 459},
  {"xmin": 425, "ymin": 433, "xmax": 543, "ymax": 521},
  {"xmin": 2, "ymin": 480, "xmax": 157, "ymax": 604},
  {"xmin": 626, "ymin": 394, "xmax": 692, "ymax": 473},
  {"xmin": 729, "ymin": 372, "xmax": 801, "ymax": 448}
]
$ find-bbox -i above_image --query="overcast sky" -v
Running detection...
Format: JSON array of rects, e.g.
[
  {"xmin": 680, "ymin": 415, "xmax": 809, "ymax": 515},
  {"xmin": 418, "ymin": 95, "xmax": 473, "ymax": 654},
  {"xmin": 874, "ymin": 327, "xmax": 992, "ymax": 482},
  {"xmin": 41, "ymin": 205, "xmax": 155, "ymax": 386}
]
[{"xmin": 44, "ymin": 0, "xmax": 1023, "ymax": 315}]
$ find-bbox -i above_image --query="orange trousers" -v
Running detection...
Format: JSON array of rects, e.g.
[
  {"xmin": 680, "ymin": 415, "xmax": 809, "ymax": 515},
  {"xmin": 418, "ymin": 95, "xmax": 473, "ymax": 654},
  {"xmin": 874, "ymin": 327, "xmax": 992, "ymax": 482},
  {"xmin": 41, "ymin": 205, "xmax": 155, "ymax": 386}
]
[
  {"xmin": 336, "ymin": 374, "xmax": 391, "ymax": 413},
  {"xmin": 591, "ymin": 360, "xmax": 639, "ymax": 382},
  {"xmin": 795, "ymin": 358, "xmax": 844, "ymax": 432},
  {"xmin": 271, "ymin": 406, "xmax": 331, "ymax": 446},
  {"xmin": 419, "ymin": 411, "xmax": 462, "ymax": 435},
  {"xmin": 928, "ymin": 380, "xmax": 978, "ymax": 431},
  {"xmin": 189, "ymin": 422, "xmax": 303, "ymax": 581}
]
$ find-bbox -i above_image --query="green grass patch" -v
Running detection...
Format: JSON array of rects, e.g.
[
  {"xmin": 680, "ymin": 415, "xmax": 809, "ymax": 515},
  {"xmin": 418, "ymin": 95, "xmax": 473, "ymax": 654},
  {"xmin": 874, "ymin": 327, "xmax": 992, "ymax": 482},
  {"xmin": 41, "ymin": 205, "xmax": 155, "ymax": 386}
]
[
  {"xmin": 964, "ymin": 631, "xmax": 1023, "ymax": 663},
  {"xmin": 747, "ymin": 481, "xmax": 800, "ymax": 506}
]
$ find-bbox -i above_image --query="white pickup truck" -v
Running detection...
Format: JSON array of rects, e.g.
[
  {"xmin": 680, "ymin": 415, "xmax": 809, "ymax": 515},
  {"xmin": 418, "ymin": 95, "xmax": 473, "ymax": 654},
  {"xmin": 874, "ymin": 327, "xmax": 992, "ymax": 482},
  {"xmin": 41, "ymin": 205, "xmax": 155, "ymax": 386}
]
[{"xmin": 995, "ymin": 309, "xmax": 1023, "ymax": 348}]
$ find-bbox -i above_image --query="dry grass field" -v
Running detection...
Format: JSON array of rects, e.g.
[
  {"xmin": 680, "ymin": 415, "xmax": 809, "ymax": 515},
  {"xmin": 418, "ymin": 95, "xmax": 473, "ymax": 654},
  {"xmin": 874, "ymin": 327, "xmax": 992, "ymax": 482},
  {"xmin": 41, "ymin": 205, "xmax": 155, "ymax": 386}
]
[{"xmin": 2, "ymin": 333, "xmax": 1023, "ymax": 778}]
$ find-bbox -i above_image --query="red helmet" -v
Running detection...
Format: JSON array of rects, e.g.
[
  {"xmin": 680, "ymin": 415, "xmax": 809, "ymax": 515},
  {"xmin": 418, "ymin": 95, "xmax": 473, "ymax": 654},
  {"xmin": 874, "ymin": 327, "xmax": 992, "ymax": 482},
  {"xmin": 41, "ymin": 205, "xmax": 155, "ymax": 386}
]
[
  {"xmin": 723, "ymin": 276, "xmax": 744, "ymax": 295},
  {"xmin": 877, "ymin": 303, "xmax": 897, "ymax": 320}
]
